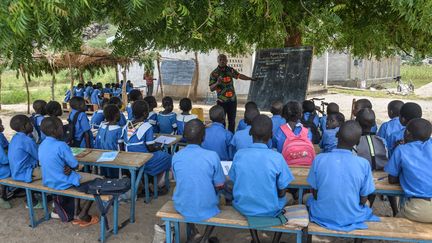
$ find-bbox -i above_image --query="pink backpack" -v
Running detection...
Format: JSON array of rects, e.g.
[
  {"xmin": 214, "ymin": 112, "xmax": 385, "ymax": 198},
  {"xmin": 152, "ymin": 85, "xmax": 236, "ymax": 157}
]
[{"xmin": 281, "ymin": 124, "xmax": 316, "ymax": 166}]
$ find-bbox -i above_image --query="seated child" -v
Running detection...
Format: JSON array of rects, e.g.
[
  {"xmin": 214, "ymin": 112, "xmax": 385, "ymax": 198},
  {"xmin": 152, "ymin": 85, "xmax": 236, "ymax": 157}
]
[
  {"xmin": 103, "ymin": 83, "xmax": 112, "ymax": 95},
  {"xmin": 123, "ymin": 100, "xmax": 171, "ymax": 192},
  {"xmin": 31, "ymin": 99, "xmax": 47, "ymax": 143},
  {"xmin": 270, "ymin": 101, "xmax": 286, "ymax": 135},
  {"xmin": 236, "ymin": 101, "xmax": 258, "ymax": 131},
  {"xmin": 229, "ymin": 115, "xmax": 293, "ymax": 217},
  {"xmin": 112, "ymin": 83, "xmax": 122, "ymax": 97},
  {"xmin": 144, "ymin": 96, "xmax": 158, "ymax": 132},
  {"xmin": 319, "ymin": 112, "xmax": 345, "ymax": 153},
  {"xmin": 319, "ymin": 102, "xmax": 339, "ymax": 132},
  {"xmin": 230, "ymin": 108, "xmax": 261, "ymax": 153},
  {"xmin": 377, "ymin": 100, "xmax": 404, "ymax": 141},
  {"xmin": 202, "ymin": 105, "xmax": 233, "ymax": 161},
  {"xmin": 353, "ymin": 98, "xmax": 377, "ymax": 133},
  {"xmin": 69, "ymin": 97, "xmax": 93, "ymax": 148},
  {"xmin": 0, "ymin": 118, "xmax": 9, "ymax": 150},
  {"xmin": 385, "ymin": 118, "xmax": 432, "ymax": 223},
  {"xmin": 176, "ymin": 98, "xmax": 197, "ymax": 138},
  {"xmin": 108, "ymin": 97, "xmax": 127, "ymax": 127},
  {"xmin": 301, "ymin": 100, "xmax": 321, "ymax": 144},
  {"xmin": 157, "ymin": 96, "xmax": 177, "ymax": 134},
  {"xmin": 39, "ymin": 117, "xmax": 97, "ymax": 226},
  {"xmin": 306, "ymin": 120, "xmax": 379, "ymax": 231},
  {"xmin": 90, "ymin": 98, "xmax": 109, "ymax": 129},
  {"xmin": 90, "ymin": 83, "xmax": 103, "ymax": 106},
  {"xmin": 386, "ymin": 102, "xmax": 422, "ymax": 157},
  {"xmin": 127, "ymin": 89, "xmax": 143, "ymax": 120},
  {"xmin": 46, "ymin": 101, "xmax": 63, "ymax": 118}
]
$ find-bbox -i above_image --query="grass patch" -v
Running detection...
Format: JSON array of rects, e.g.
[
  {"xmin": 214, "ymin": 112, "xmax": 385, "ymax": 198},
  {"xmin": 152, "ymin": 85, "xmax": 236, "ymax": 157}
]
[
  {"xmin": 329, "ymin": 87, "xmax": 432, "ymax": 101},
  {"xmin": 401, "ymin": 65, "xmax": 432, "ymax": 88}
]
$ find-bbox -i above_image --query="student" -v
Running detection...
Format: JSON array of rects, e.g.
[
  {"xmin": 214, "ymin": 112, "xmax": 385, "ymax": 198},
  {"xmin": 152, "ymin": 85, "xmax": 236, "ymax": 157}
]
[
  {"xmin": 0, "ymin": 118, "xmax": 9, "ymax": 150},
  {"xmin": 90, "ymin": 98, "xmax": 109, "ymax": 129},
  {"xmin": 377, "ymin": 100, "xmax": 404, "ymax": 141},
  {"xmin": 230, "ymin": 108, "xmax": 261, "ymax": 153},
  {"xmin": 45, "ymin": 101, "xmax": 63, "ymax": 118},
  {"xmin": 102, "ymin": 83, "xmax": 112, "ymax": 95},
  {"xmin": 157, "ymin": 96, "xmax": 177, "ymax": 134},
  {"xmin": 176, "ymin": 98, "xmax": 197, "ymax": 138},
  {"xmin": 385, "ymin": 118, "xmax": 432, "ymax": 223},
  {"xmin": 202, "ymin": 105, "xmax": 233, "ymax": 161},
  {"xmin": 108, "ymin": 97, "xmax": 127, "ymax": 127},
  {"xmin": 319, "ymin": 112, "xmax": 345, "ymax": 153},
  {"xmin": 236, "ymin": 101, "xmax": 258, "ymax": 131},
  {"xmin": 74, "ymin": 83, "xmax": 85, "ymax": 98},
  {"xmin": 126, "ymin": 80, "xmax": 133, "ymax": 94},
  {"xmin": 112, "ymin": 83, "xmax": 122, "ymax": 98},
  {"xmin": 270, "ymin": 101, "xmax": 286, "ymax": 135},
  {"xmin": 229, "ymin": 115, "xmax": 294, "ymax": 217},
  {"xmin": 319, "ymin": 102, "xmax": 339, "ymax": 132},
  {"xmin": 84, "ymin": 81, "xmax": 94, "ymax": 101},
  {"xmin": 126, "ymin": 89, "xmax": 143, "ymax": 121},
  {"xmin": 386, "ymin": 102, "xmax": 422, "ymax": 156},
  {"xmin": 306, "ymin": 120, "xmax": 379, "ymax": 231},
  {"xmin": 144, "ymin": 96, "xmax": 158, "ymax": 132},
  {"xmin": 301, "ymin": 100, "xmax": 321, "ymax": 144},
  {"xmin": 90, "ymin": 83, "xmax": 102, "ymax": 106},
  {"xmin": 69, "ymin": 97, "xmax": 93, "ymax": 148},
  {"xmin": 353, "ymin": 98, "xmax": 377, "ymax": 133},
  {"xmin": 0, "ymin": 144, "xmax": 10, "ymax": 209},
  {"xmin": 123, "ymin": 100, "xmax": 171, "ymax": 192},
  {"xmin": 39, "ymin": 117, "xmax": 97, "ymax": 226},
  {"xmin": 31, "ymin": 99, "xmax": 47, "ymax": 143}
]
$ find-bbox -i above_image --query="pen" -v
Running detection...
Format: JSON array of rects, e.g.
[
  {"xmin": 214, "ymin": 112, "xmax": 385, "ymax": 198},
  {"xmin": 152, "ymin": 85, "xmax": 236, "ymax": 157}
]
[{"xmin": 377, "ymin": 176, "xmax": 386, "ymax": 181}]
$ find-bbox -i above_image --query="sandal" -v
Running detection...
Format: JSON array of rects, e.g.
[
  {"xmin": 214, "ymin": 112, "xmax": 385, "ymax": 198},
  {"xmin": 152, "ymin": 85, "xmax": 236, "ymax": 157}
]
[
  {"xmin": 72, "ymin": 219, "xmax": 85, "ymax": 225},
  {"xmin": 79, "ymin": 216, "xmax": 99, "ymax": 227}
]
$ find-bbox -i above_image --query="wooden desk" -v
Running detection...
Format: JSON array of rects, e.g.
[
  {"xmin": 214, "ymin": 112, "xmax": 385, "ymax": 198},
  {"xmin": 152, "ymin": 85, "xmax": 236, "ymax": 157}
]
[{"xmin": 154, "ymin": 133, "xmax": 183, "ymax": 152}]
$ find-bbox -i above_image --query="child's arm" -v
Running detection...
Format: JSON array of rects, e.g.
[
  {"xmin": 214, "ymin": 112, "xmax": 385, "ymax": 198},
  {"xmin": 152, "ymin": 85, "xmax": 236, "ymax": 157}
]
[
  {"xmin": 384, "ymin": 147, "xmax": 402, "ymax": 184},
  {"xmin": 171, "ymin": 114, "xmax": 178, "ymax": 132},
  {"xmin": 143, "ymin": 127, "xmax": 162, "ymax": 152}
]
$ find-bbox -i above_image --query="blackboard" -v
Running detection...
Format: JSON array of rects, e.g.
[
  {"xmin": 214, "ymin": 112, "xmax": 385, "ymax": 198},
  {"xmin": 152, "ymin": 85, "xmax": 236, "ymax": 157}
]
[
  {"xmin": 248, "ymin": 47, "xmax": 313, "ymax": 110},
  {"xmin": 161, "ymin": 60, "xmax": 195, "ymax": 85}
]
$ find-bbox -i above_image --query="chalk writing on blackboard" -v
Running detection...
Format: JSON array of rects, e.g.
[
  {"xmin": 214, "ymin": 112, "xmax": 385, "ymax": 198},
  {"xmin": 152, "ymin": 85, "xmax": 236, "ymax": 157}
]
[{"xmin": 161, "ymin": 60, "xmax": 196, "ymax": 85}]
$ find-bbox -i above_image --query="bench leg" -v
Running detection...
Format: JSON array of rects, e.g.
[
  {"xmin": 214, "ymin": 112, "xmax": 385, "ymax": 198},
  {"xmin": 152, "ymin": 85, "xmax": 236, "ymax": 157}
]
[
  {"xmin": 100, "ymin": 213, "xmax": 106, "ymax": 243},
  {"xmin": 144, "ymin": 173, "xmax": 150, "ymax": 204},
  {"xmin": 174, "ymin": 222, "xmax": 180, "ymax": 243},
  {"xmin": 165, "ymin": 221, "xmax": 172, "ymax": 243},
  {"xmin": 153, "ymin": 176, "xmax": 158, "ymax": 199},
  {"xmin": 298, "ymin": 188, "xmax": 304, "ymax": 205},
  {"xmin": 272, "ymin": 232, "xmax": 282, "ymax": 243},
  {"xmin": 249, "ymin": 229, "xmax": 261, "ymax": 243},
  {"xmin": 296, "ymin": 232, "xmax": 303, "ymax": 243},
  {"xmin": 41, "ymin": 192, "xmax": 50, "ymax": 221},
  {"xmin": 25, "ymin": 189, "xmax": 36, "ymax": 228},
  {"xmin": 113, "ymin": 196, "xmax": 119, "ymax": 235},
  {"xmin": 130, "ymin": 169, "xmax": 137, "ymax": 223}
]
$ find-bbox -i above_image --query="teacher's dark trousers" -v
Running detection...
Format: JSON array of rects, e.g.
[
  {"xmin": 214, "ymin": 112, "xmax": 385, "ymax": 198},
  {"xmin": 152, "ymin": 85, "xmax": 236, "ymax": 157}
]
[{"xmin": 217, "ymin": 100, "xmax": 237, "ymax": 133}]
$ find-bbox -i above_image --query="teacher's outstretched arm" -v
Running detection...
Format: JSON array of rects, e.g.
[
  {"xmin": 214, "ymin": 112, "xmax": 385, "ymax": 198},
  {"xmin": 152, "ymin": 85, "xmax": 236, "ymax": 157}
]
[{"xmin": 238, "ymin": 74, "xmax": 256, "ymax": 81}]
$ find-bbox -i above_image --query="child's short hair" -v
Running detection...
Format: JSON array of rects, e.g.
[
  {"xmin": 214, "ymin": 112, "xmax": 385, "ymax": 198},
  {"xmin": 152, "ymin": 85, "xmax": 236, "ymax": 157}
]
[
  {"xmin": 209, "ymin": 105, "xmax": 225, "ymax": 123},
  {"xmin": 328, "ymin": 112, "xmax": 345, "ymax": 126},
  {"xmin": 105, "ymin": 83, "xmax": 111, "ymax": 88},
  {"xmin": 179, "ymin": 98, "xmax": 192, "ymax": 112},
  {"xmin": 109, "ymin": 96, "xmax": 123, "ymax": 109},
  {"xmin": 338, "ymin": 120, "xmax": 362, "ymax": 147},
  {"xmin": 10, "ymin": 115, "xmax": 31, "ymax": 132},
  {"xmin": 270, "ymin": 101, "xmax": 284, "ymax": 115},
  {"xmin": 327, "ymin": 102, "xmax": 339, "ymax": 114},
  {"xmin": 132, "ymin": 100, "xmax": 149, "ymax": 119},
  {"xmin": 96, "ymin": 82, "xmax": 103, "ymax": 89},
  {"xmin": 283, "ymin": 101, "xmax": 302, "ymax": 122},
  {"xmin": 69, "ymin": 97, "xmax": 86, "ymax": 112},
  {"xmin": 184, "ymin": 119, "xmax": 205, "ymax": 143},
  {"xmin": 356, "ymin": 108, "xmax": 375, "ymax": 130},
  {"xmin": 128, "ymin": 89, "xmax": 143, "ymax": 102},
  {"xmin": 144, "ymin": 96, "xmax": 157, "ymax": 110},
  {"xmin": 104, "ymin": 104, "xmax": 120, "ymax": 122},
  {"xmin": 45, "ymin": 101, "xmax": 62, "ymax": 117},
  {"xmin": 245, "ymin": 101, "xmax": 258, "ymax": 111},
  {"xmin": 244, "ymin": 108, "xmax": 260, "ymax": 125},
  {"xmin": 356, "ymin": 99, "xmax": 373, "ymax": 109},
  {"xmin": 162, "ymin": 96, "xmax": 173, "ymax": 108},
  {"xmin": 407, "ymin": 118, "xmax": 432, "ymax": 142},
  {"xmin": 40, "ymin": 117, "xmax": 63, "ymax": 138},
  {"xmin": 302, "ymin": 100, "xmax": 315, "ymax": 113},
  {"xmin": 33, "ymin": 100, "xmax": 47, "ymax": 115},
  {"xmin": 251, "ymin": 115, "xmax": 272, "ymax": 142},
  {"xmin": 388, "ymin": 100, "xmax": 404, "ymax": 118},
  {"xmin": 77, "ymin": 83, "xmax": 84, "ymax": 89},
  {"xmin": 400, "ymin": 102, "xmax": 422, "ymax": 122}
]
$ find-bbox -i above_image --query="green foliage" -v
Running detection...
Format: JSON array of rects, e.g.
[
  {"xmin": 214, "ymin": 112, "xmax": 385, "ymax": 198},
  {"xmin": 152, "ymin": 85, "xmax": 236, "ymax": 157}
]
[{"xmin": 401, "ymin": 65, "xmax": 432, "ymax": 88}]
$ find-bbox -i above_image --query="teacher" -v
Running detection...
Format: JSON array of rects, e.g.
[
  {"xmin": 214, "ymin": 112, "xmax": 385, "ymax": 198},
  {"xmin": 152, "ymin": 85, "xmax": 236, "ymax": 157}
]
[{"xmin": 209, "ymin": 54, "xmax": 255, "ymax": 133}]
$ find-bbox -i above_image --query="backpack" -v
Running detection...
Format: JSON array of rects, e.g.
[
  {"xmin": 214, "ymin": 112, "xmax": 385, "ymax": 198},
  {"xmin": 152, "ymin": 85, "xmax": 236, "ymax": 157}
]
[
  {"xmin": 63, "ymin": 111, "xmax": 82, "ymax": 146},
  {"xmin": 53, "ymin": 195, "xmax": 75, "ymax": 222},
  {"xmin": 281, "ymin": 125, "xmax": 315, "ymax": 166},
  {"xmin": 355, "ymin": 134, "xmax": 388, "ymax": 170},
  {"xmin": 301, "ymin": 113, "xmax": 321, "ymax": 144}
]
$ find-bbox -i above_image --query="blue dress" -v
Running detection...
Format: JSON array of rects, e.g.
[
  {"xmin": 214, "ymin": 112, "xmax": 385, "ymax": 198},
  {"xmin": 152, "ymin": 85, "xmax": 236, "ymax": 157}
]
[
  {"xmin": 113, "ymin": 88, "xmax": 122, "ymax": 97},
  {"xmin": 90, "ymin": 110, "xmax": 105, "ymax": 129},
  {"xmin": 147, "ymin": 111, "xmax": 158, "ymax": 133},
  {"xmin": 69, "ymin": 109, "xmax": 94, "ymax": 148},
  {"xmin": 176, "ymin": 114, "xmax": 197, "ymax": 141},
  {"xmin": 75, "ymin": 87, "xmax": 85, "ymax": 98},
  {"xmin": 95, "ymin": 123, "xmax": 125, "ymax": 178},
  {"xmin": 90, "ymin": 89, "xmax": 102, "ymax": 105},
  {"xmin": 157, "ymin": 112, "xmax": 177, "ymax": 134}
]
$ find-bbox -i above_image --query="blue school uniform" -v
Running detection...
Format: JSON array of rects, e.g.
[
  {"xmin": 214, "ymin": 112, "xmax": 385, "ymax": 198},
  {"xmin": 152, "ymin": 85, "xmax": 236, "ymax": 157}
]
[
  {"xmin": 113, "ymin": 88, "xmax": 122, "ymax": 97},
  {"xmin": 126, "ymin": 103, "xmax": 133, "ymax": 121},
  {"xmin": 319, "ymin": 115, "xmax": 327, "ymax": 132},
  {"xmin": 273, "ymin": 122, "xmax": 313, "ymax": 152},
  {"xmin": 230, "ymin": 126, "xmax": 271, "ymax": 153},
  {"xmin": 95, "ymin": 123, "xmax": 125, "ymax": 178},
  {"xmin": 371, "ymin": 124, "xmax": 378, "ymax": 133},
  {"xmin": 236, "ymin": 119, "xmax": 247, "ymax": 131},
  {"xmin": 0, "ymin": 147, "xmax": 10, "ymax": 179},
  {"xmin": 386, "ymin": 127, "xmax": 405, "ymax": 157},
  {"xmin": 0, "ymin": 132, "xmax": 9, "ymax": 150},
  {"xmin": 176, "ymin": 114, "xmax": 197, "ymax": 137},
  {"xmin": 147, "ymin": 111, "xmax": 158, "ymax": 133},
  {"xmin": 385, "ymin": 140, "xmax": 432, "ymax": 198},
  {"xmin": 90, "ymin": 89, "xmax": 102, "ymax": 105},
  {"xmin": 118, "ymin": 113, "xmax": 127, "ymax": 127},
  {"xmin": 90, "ymin": 110, "xmax": 105, "ymax": 129},
  {"xmin": 303, "ymin": 112, "xmax": 320, "ymax": 128},
  {"xmin": 123, "ymin": 122, "xmax": 171, "ymax": 176},
  {"xmin": 8, "ymin": 132, "xmax": 38, "ymax": 183},
  {"xmin": 84, "ymin": 86, "xmax": 93, "ymax": 99},
  {"xmin": 126, "ymin": 84, "xmax": 133, "ymax": 93},
  {"xmin": 377, "ymin": 117, "xmax": 403, "ymax": 141},
  {"xmin": 172, "ymin": 144, "xmax": 225, "ymax": 222},
  {"xmin": 69, "ymin": 109, "xmax": 94, "ymax": 148},
  {"xmin": 157, "ymin": 112, "xmax": 177, "ymax": 134},
  {"xmin": 74, "ymin": 87, "xmax": 85, "ymax": 98},
  {"xmin": 64, "ymin": 90, "xmax": 71, "ymax": 103},
  {"xmin": 319, "ymin": 127, "xmax": 339, "ymax": 153},
  {"xmin": 229, "ymin": 143, "xmax": 294, "ymax": 217},
  {"xmin": 102, "ymin": 88, "xmax": 112, "ymax": 94},
  {"xmin": 39, "ymin": 137, "xmax": 81, "ymax": 190},
  {"xmin": 271, "ymin": 115, "xmax": 286, "ymax": 135},
  {"xmin": 202, "ymin": 122, "xmax": 233, "ymax": 161},
  {"xmin": 307, "ymin": 149, "xmax": 379, "ymax": 231}
]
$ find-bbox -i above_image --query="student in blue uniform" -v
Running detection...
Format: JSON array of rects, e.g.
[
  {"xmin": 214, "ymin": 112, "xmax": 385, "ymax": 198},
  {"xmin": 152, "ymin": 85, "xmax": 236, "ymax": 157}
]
[
  {"xmin": 386, "ymin": 102, "xmax": 422, "ymax": 157},
  {"xmin": 172, "ymin": 119, "xmax": 225, "ymax": 242},
  {"xmin": 126, "ymin": 89, "xmax": 143, "ymax": 121},
  {"xmin": 39, "ymin": 117, "xmax": 97, "ymax": 226},
  {"xmin": 124, "ymin": 100, "xmax": 171, "ymax": 193},
  {"xmin": 74, "ymin": 83, "xmax": 85, "ymax": 98},
  {"xmin": 377, "ymin": 100, "xmax": 404, "ymax": 141},
  {"xmin": 202, "ymin": 105, "xmax": 233, "ymax": 160},
  {"xmin": 108, "ymin": 96, "xmax": 127, "ymax": 127},
  {"xmin": 64, "ymin": 89, "xmax": 72, "ymax": 103},
  {"xmin": 46, "ymin": 101, "xmax": 63, "ymax": 118},
  {"xmin": 144, "ymin": 96, "xmax": 158, "ymax": 132},
  {"xmin": 90, "ymin": 98, "xmax": 109, "ymax": 129},
  {"xmin": 102, "ymin": 83, "xmax": 112, "ymax": 96},
  {"xmin": 270, "ymin": 101, "xmax": 286, "ymax": 135},
  {"xmin": 31, "ymin": 99, "xmax": 47, "ymax": 143},
  {"xmin": 112, "ymin": 83, "xmax": 122, "ymax": 98},
  {"xmin": 319, "ymin": 102, "xmax": 339, "ymax": 132},
  {"xmin": 0, "ymin": 144, "xmax": 10, "ymax": 209},
  {"xmin": 0, "ymin": 118, "xmax": 9, "ymax": 150},
  {"xmin": 236, "ymin": 101, "xmax": 257, "ymax": 131},
  {"xmin": 306, "ymin": 120, "xmax": 379, "ymax": 231},
  {"xmin": 126, "ymin": 80, "xmax": 133, "ymax": 94},
  {"xmin": 302, "ymin": 100, "xmax": 320, "ymax": 127},
  {"xmin": 230, "ymin": 108, "xmax": 262, "ymax": 154},
  {"xmin": 95, "ymin": 105, "xmax": 125, "ymax": 178},
  {"xmin": 353, "ymin": 98, "xmax": 378, "ymax": 133},
  {"xmin": 90, "ymin": 83, "xmax": 103, "ymax": 106},
  {"xmin": 84, "ymin": 81, "xmax": 93, "ymax": 101},
  {"xmin": 68, "ymin": 97, "xmax": 93, "ymax": 148},
  {"xmin": 157, "ymin": 96, "xmax": 177, "ymax": 134},
  {"xmin": 176, "ymin": 98, "xmax": 197, "ymax": 138},
  {"xmin": 385, "ymin": 118, "xmax": 432, "ymax": 223},
  {"xmin": 319, "ymin": 112, "xmax": 344, "ymax": 153}
]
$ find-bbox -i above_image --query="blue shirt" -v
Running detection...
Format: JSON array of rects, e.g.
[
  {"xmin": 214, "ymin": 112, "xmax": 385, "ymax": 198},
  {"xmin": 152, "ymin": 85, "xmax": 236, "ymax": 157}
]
[
  {"xmin": 74, "ymin": 87, "xmax": 84, "ymax": 98},
  {"xmin": 39, "ymin": 137, "xmax": 81, "ymax": 190},
  {"xmin": 319, "ymin": 127, "xmax": 339, "ymax": 153},
  {"xmin": 90, "ymin": 89, "xmax": 101, "ymax": 105},
  {"xmin": 303, "ymin": 112, "xmax": 320, "ymax": 128},
  {"xmin": 0, "ymin": 132, "xmax": 9, "ymax": 150},
  {"xmin": 113, "ymin": 88, "xmax": 122, "ymax": 97},
  {"xmin": 377, "ymin": 117, "xmax": 403, "ymax": 141},
  {"xmin": 229, "ymin": 143, "xmax": 294, "ymax": 217},
  {"xmin": 64, "ymin": 90, "xmax": 71, "ymax": 103},
  {"xmin": 271, "ymin": 115, "xmax": 286, "ymax": 135},
  {"xmin": 371, "ymin": 124, "xmax": 378, "ymax": 133},
  {"xmin": 386, "ymin": 127, "xmax": 405, "ymax": 157},
  {"xmin": 172, "ymin": 144, "xmax": 225, "ymax": 222},
  {"xmin": 119, "ymin": 113, "xmax": 127, "ymax": 127},
  {"xmin": 236, "ymin": 119, "xmax": 247, "ymax": 131},
  {"xmin": 123, "ymin": 122, "xmax": 154, "ymax": 153},
  {"xmin": 69, "ymin": 109, "xmax": 94, "ymax": 148},
  {"xmin": 176, "ymin": 114, "xmax": 197, "ymax": 136},
  {"xmin": 102, "ymin": 88, "xmax": 112, "ymax": 94},
  {"xmin": 8, "ymin": 132, "xmax": 38, "ymax": 182},
  {"xmin": 95, "ymin": 123, "xmax": 124, "ymax": 151},
  {"xmin": 385, "ymin": 140, "xmax": 432, "ymax": 198},
  {"xmin": 90, "ymin": 110, "xmax": 105, "ymax": 129},
  {"xmin": 157, "ymin": 112, "xmax": 177, "ymax": 134},
  {"xmin": 202, "ymin": 122, "xmax": 233, "ymax": 160},
  {"xmin": 319, "ymin": 115, "xmax": 327, "ymax": 132},
  {"xmin": 307, "ymin": 149, "xmax": 379, "ymax": 231},
  {"xmin": 231, "ymin": 126, "xmax": 271, "ymax": 154},
  {"xmin": 126, "ymin": 103, "xmax": 133, "ymax": 121},
  {"xmin": 84, "ymin": 86, "xmax": 93, "ymax": 99},
  {"xmin": 0, "ymin": 147, "xmax": 10, "ymax": 179},
  {"xmin": 273, "ymin": 123, "xmax": 313, "ymax": 152}
]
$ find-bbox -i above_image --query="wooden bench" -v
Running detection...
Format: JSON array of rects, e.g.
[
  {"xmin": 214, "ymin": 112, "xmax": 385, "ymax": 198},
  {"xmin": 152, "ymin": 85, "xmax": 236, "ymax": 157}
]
[
  {"xmin": 307, "ymin": 217, "xmax": 432, "ymax": 243},
  {"xmin": 0, "ymin": 171, "xmax": 118, "ymax": 243},
  {"xmin": 156, "ymin": 201, "xmax": 304, "ymax": 243}
]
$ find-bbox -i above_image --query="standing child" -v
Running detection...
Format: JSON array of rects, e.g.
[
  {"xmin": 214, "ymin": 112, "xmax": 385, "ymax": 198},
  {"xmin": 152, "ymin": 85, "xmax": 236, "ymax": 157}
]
[
  {"xmin": 319, "ymin": 102, "xmax": 339, "ymax": 132},
  {"xmin": 270, "ymin": 101, "xmax": 286, "ymax": 135},
  {"xmin": 377, "ymin": 100, "xmax": 404, "ymax": 141},
  {"xmin": 385, "ymin": 118, "xmax": 432, "ymax": 223},
  {"xmin": 90, "ymin": 83, "xmax": 103, "ymax": 106},
  {"xmin": 157, "ymin": 96, "xmax": 177, "ymax": 134},
  {"xmin": 69, "ymin": 97, "xmax": 93, "ymax": 148},
  {"xmin": 230, "ymin": 108, "xmax": 261, "ymax": 154},
  {"xmin": 319, "ymin": 112, "xmax": 345, "ymax": 153},
  {"xmin": 84, "ymin": 81, "xmax": 93, "ymax": 102},
  {"xmin": 353, "ymin": 98, "xmax": 378, "ymax": 133},
  {"xmin": 126, "ymin": 89, "xmax": 143, "ymax": 120},
  {"xmin": 202, "ymin": 105, "xmax": 233, "ymax": 160},
  {"xmin": 74, "ymin": 83, "xmax": 85, "ymax": 98},
  {"xmin": 108, "ymin": 97, "xmax": 128, "ymax": 127},
  {"xmin": 90, "ymin": 98, "xmax": 109, "ymax": 129},
  {"xmin": 144, "ymin": 96, "xmax": 158, "ymax": 132},
  {"xmin": 301, "ymin": 100, "xmax": 321, "ymax": 144},
  {"xmin": 31, "ymin": 100, "xmax": 47, "ymax": 144},
  {"xmin": 306, "ymin": 120, "xmax": 379, "ymax": 231},
  {"xmin": 236, "ymin": 101, "xmax": 258, "ymax": 131},
  {"xmin": 176, "ymin": 98, "xmax": 197, "ymax": 138}
]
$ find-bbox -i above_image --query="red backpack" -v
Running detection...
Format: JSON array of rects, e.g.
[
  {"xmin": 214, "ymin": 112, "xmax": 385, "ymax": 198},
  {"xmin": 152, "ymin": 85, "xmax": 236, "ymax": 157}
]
[{"xmin": 281, "ymin": 124, "xmax": 316, "ymax": 166}]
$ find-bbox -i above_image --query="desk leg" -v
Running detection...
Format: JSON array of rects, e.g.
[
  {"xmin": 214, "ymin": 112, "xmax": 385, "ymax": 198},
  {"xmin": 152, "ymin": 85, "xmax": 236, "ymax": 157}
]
[
  {"xmin": 25, "ymin": 189, "xmax": 35, "ymax": 228},
  {"xmin": 100, "ymin": 213, "xmax": 106, "ymax": 243},
  {"xmin": 41, "ymin": 192, "xmax": 50, "ymax": 221},
  {"xmin": 174, "ymin": 221, "xmax": 180, "ymax": 243},
  {"xmin": 298, "ymin": 188, "xmax": 304, "ymax": 205},
  {"xmin": 296, "ymin": 231, "xmax": 302, "ymax": 243},
  {"xmin": 144, "ymin": 173, "xmax": 150, "ymax": 204},
  {"xmin": 153, "ymin": 176, "xmax": 158, "ymax": 199},
  {"xmin": 113, "ymin": 196, "xmax": 119, "ymax": 234},
  {"xmin": 165, "ymin": 169, "xmax": 170, "ymax": 191},
  {"xmin": 129, "ymin": 169, "xmax": 136, "ymax": 223},
  {"xmin": 165, "ymin": 221, "xmax": 172, "ymax": 243}
]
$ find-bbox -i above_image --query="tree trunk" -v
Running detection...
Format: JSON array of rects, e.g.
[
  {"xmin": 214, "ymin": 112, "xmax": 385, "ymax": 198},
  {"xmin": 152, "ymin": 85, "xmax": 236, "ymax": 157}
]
[
  {"xmin": 284, "ymin": 29, "xmax": 302, "ymax": 47},
  {"xmin": 156, "ymin": 57, "xmax": 164, "ymax": 97},
  {"xmin": 67, "ymin": 53, "xmax": 75, "ymax": 98},
  {"xmin": 121, "ymin": 65, "xmax": 128, "ymax": 107},
  {"xmin": 115, "ymin": 64, "xmax": 120, "ymax": 83},
  {"xmin": 192, "ymin": 52, "xmax": 200, "ymax": 102},
  {"xmin": 19, "ymin": 64, "xmax": 31, "ymax": 114},
  {"xmin": 51, "ymin": 73, "xmax": 56, "ymax": 100},
  {"xmin": 79, "ymin": 69, "xmax": 84, "ymax": 83}
]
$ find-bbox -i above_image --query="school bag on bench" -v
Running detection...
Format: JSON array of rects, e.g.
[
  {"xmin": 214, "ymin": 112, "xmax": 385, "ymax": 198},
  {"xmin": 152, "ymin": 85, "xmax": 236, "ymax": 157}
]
[{"xmin": 281, "ymin": 125, "xmax": 315, "ymax": 166}]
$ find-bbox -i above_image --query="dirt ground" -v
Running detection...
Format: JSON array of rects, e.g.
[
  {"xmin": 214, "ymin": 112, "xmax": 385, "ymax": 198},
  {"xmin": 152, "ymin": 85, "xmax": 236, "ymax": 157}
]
[{"xmin": 0, "ymin": 92, "xmax": 430, "ymax": 243}]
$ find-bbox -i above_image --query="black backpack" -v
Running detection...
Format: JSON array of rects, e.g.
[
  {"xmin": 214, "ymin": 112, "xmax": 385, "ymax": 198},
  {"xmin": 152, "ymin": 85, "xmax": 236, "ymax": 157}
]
[
  {"xmin": 301, "ymin": 113, "xmax": 321, "ymax": 144},
  {"xmin": 63, "ymin": 111, "xmax": 82, "ymax": 146}
]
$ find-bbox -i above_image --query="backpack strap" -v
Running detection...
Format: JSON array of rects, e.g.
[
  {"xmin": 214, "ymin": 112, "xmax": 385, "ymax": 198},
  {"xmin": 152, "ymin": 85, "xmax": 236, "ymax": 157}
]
[
  {"xmin": 365, "ymin": 135, "xmax": 377, "ymax": 170},
  {"xmin": 280, "ymin": 124, "xmax": 296, "ymax": 139}
]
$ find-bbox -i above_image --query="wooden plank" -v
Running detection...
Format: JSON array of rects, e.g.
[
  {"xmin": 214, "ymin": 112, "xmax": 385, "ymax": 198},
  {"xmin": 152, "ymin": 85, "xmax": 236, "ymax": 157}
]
[
  {"xmin": 156, "ymin": 201, "xmax": 301, "ymax": 230},
  {"xmin": 75, "ymin": 148, "xmax": 152, "ymax": 168},
  {"xmin": 308, "ymin": 217, "xmax": 432, "ymax": 241}
]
